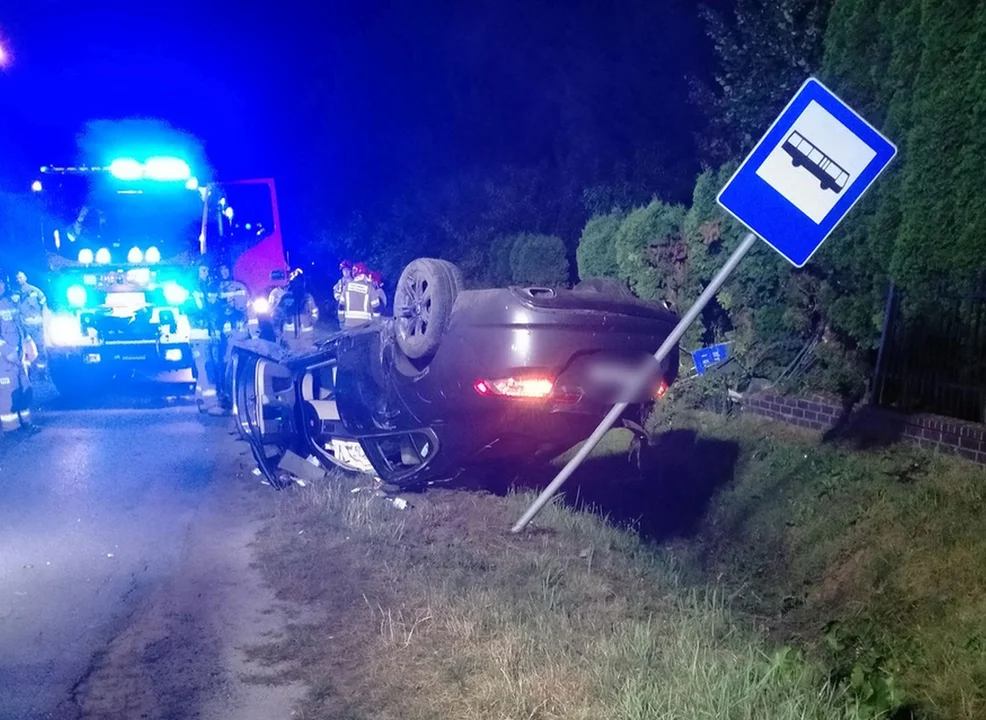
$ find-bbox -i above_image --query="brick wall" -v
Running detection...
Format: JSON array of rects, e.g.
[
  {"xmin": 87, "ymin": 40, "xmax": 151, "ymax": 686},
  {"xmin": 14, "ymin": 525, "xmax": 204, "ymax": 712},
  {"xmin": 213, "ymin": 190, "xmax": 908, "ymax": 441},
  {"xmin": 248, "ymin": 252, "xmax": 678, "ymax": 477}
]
[{"xmin": 743, "ymin": 391, "xmax": 986, "ymax": 466}]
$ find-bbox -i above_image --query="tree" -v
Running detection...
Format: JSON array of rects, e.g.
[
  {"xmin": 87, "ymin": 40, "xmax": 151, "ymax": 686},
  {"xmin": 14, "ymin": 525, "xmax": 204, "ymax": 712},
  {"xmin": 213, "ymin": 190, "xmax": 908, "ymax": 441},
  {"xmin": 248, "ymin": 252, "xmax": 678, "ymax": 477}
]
[
  {"xmin": 820, "ymin": 0, "xmax": 986, "ymax": 310},
  {"xmin": 693, "ymin": 0, "xmax": 835, "ymax": 164},
  {"xmin": 508, "ymin": 233, "xmax": 569, "ymax": 287}
]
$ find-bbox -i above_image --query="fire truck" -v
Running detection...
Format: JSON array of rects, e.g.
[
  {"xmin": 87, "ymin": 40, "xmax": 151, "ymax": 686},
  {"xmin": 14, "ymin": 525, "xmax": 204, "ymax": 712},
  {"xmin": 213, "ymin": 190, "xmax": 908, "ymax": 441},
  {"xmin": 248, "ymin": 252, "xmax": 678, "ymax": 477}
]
[{"xmin": 29, "ymin": 156, "xmax": 289, "ymax": 395}]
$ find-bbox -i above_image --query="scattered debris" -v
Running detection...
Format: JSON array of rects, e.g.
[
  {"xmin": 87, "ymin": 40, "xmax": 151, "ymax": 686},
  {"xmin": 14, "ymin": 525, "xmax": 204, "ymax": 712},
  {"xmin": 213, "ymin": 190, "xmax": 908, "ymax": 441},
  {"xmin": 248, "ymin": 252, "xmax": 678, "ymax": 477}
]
[
  {"xmin": 390, "ymin": 497, "xmax": 409, "ymax": 511},
  {"xmin": 278, "ymin": 450, "xmax": 329, "ymax": 485},
  {"xmin": 252, "ymin": 468, "xmax": 262, "ymax": 476},
  {"xmin": 106, "ymin": 553, "xmax": 114, "ymax": 558}
]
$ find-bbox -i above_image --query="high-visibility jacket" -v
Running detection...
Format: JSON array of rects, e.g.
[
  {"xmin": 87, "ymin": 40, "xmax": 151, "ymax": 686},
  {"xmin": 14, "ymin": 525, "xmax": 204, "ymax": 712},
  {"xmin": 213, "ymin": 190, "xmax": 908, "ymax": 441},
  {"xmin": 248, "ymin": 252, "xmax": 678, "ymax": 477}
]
[
  {"xmin": 333, "ymin": 278, "xmax": 349, "ymax": 303},
  {"xmin": 0, "ymin": 296, "xmax": 29, "ymax": 431},
  {"xmin": 282, "ymin": 293, "xmax": 319, "ymax": 335},
  {"xmin": 343, "ymin": 279, "xmax": 379, "ymax": 328},
  {"xmin": 14, "ymin": 284, "xmax": 46, "ymax": 326},
  {"xmin": 0, "ymin": 296, "xmax": 23, "ymax": 368},
  {"xmin": 372, "ymin": 286, "xmax": 387, "ymax": 317},
  {"xmin": 219, "ymin": 279, "xmax": 249, "ymax": 313}
]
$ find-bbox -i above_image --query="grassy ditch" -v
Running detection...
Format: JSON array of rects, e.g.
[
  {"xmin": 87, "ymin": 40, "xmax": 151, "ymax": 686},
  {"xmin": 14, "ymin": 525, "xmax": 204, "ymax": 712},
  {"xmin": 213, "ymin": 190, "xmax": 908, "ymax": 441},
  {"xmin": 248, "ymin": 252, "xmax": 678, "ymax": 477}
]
[
  {"xmin": 659, "ymin": 414, "xmax": 986, "ymax": 720},
  {"xmin": 247, "ymin": 467, "xmax": 854, "ymax": 719},
  {"xmin": 246, "ymin": 413, "xmax": 986, "ymax": 719}
]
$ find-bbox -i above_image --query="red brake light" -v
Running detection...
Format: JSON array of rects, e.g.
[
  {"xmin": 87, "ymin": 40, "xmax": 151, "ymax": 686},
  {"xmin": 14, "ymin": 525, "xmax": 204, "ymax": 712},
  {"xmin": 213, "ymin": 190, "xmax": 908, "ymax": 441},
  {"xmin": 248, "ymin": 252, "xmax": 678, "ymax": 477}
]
[
  {"xmin": 474, "ymin": 376, "xmax": 555, "ymax": 399},
  {"xmin": 654, "ymin": 379, "xmax": 668, "ymax": 398}
]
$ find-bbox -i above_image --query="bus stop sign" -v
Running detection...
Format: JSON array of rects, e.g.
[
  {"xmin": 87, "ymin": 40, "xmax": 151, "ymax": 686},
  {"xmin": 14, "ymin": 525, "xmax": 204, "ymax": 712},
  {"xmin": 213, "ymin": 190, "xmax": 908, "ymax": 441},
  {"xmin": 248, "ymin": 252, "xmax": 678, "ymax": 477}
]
[{"xmin": 717, "ymin": 77, "xmax": 897, "ymax": 267}]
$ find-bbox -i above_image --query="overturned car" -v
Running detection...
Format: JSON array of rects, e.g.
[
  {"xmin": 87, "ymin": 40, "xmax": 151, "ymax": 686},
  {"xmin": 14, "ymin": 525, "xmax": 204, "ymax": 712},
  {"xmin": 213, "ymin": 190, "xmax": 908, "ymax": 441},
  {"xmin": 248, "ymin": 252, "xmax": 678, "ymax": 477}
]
[{"xmin": 232, "ymin": 258, "xmax": 680, "ymax": 490}]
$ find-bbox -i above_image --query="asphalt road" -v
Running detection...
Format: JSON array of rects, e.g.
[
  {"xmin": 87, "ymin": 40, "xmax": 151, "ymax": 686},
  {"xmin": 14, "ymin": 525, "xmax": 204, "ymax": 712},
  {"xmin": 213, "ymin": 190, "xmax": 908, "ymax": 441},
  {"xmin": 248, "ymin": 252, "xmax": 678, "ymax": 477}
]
[{"xmin": 0, "ymin": 394, "xmax": 298, "ymax": 719}]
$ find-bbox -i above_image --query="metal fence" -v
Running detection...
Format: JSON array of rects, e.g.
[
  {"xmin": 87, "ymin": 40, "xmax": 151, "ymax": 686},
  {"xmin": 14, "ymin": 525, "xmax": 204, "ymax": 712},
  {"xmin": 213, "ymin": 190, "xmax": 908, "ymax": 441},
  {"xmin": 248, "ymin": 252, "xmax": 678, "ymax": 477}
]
[{"xmin": 873, "ymin": 282, "xmax": 986, "ymax": 423}]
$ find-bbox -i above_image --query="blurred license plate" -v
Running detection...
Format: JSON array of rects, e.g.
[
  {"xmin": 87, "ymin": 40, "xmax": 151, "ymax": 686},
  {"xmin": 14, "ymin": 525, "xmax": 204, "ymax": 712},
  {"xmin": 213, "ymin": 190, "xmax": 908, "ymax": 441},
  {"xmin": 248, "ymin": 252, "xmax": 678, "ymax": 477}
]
[{"xmin": 330, "ymin": 439, "xmax": 375, "ymax": 473}]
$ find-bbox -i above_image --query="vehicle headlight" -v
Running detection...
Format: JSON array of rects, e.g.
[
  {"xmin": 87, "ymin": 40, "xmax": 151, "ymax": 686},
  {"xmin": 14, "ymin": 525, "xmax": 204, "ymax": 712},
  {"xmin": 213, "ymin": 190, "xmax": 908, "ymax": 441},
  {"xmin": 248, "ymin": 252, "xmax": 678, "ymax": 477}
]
[
  {"xmin": 127, "ymin": 247, "xmax": 144, "ymax": 264},
  {"xmin": 48, "ymin": 315, "xmax": 83, "ymax": 347},
  {"xmin": 66, "ymin": 284, "xmax": 88, "ymax": 308},
  {"xmin": 163, "ymin": 282, "xmax": 189, "ymax": 306},
  {"xmin": 252, "ymin": 297, "xmax": 271, "ymax": 314},
  {"xmin": 78, "ymin": 249, "xmax": 94, "ymax": 265},
  {"xmin": 95, "ymin": 248, "xmax": 111, "ymax": 265},
  {"xmin": 145, "ymin": 246, "xmax": 161, "ymax": 264}
]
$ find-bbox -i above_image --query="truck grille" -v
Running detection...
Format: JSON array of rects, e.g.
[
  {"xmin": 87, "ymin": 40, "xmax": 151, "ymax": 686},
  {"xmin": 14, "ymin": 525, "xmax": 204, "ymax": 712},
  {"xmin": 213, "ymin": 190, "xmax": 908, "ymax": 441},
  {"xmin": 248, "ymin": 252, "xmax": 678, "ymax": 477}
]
[{"xmin": 92, "ymin": 315, "xmax": 159, "ymax": 342}]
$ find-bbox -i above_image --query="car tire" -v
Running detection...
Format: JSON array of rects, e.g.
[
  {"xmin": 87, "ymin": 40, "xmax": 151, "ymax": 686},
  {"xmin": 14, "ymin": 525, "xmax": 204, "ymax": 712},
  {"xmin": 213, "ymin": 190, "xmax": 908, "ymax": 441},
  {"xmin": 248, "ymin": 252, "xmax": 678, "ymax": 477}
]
[
  {"xmin": 394, "ymin": 258, "xmax": 462, "ymax": 361},
  {"xmin": 574, "ymin": 276, "xmax": 635, "ymax": 299}
]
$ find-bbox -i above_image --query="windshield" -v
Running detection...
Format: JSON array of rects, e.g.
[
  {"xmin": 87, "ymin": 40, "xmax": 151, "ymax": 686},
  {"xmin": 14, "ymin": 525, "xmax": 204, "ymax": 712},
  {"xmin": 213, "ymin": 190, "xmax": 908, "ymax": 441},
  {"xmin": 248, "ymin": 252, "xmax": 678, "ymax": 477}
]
[{"xmin": 40, "ymin": 173, "xmax": 203, "ymax": 262}]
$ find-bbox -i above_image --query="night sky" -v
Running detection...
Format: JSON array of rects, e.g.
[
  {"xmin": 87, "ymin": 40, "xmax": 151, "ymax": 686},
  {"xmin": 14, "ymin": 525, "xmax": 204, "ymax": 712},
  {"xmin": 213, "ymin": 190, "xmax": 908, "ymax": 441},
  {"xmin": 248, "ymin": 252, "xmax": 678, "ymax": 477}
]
[{"xmin": 1, "ymin": 0, "xmax": 729, "ymax": 247}]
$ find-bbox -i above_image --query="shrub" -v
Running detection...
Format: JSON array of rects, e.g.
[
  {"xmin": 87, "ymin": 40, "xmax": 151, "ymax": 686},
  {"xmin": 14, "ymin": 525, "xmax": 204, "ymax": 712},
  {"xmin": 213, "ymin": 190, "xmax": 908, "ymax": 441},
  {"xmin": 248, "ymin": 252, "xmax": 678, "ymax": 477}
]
[
  {"xmin": 508, "ymin": 233, "xmax": 570, "ymax": 287},
  {"xmin": 575, "ymin": 210, "xmax": 625, "ymax": 280},
  {"xmin": 613, "ymin": 199, "xmax": 687, "ymax": 302}
]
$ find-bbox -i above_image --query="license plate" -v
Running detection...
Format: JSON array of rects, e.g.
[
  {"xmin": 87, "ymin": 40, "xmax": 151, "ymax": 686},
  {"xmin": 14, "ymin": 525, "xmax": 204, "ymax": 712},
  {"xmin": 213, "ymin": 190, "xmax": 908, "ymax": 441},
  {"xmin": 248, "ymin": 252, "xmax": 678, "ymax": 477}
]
[{"xmin": 329, "ymin": 439, "xmax": 375, "ymax": 473}]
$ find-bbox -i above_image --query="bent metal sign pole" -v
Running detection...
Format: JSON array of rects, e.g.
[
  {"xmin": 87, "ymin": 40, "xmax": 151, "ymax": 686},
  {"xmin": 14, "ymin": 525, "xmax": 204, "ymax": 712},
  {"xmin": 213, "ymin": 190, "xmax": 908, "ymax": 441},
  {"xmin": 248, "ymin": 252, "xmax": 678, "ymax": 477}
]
[{"xmin": 512, "ymin": 77, "xmax": 897, "ymax": 534}]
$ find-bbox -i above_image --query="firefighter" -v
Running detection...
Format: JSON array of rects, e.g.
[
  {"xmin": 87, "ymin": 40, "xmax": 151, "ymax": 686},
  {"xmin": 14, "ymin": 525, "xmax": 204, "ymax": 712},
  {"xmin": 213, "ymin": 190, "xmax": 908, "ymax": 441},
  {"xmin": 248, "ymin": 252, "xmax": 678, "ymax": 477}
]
[
  {"xmin": 370, "ymin": 270, "xmax": 387, "ymax": 319},
  {"xmin": 190, "ymin": 264, "xmax": 220, "ymax": 413},
  {"xmin": 342, "ymin": 263, "xmax": 380, "ymax": 329},
  {"xmin": 334, "ymin": 260, "xmax": 353, "ymax": 325},
  {"xmin": 0, "ymin": 276, "xmax": 34, "ymax": 434},
  {"xmin": 279, "ymin": 269, "xmax": 320, "ymax": 351},
  {"xmin": 215, "ymin": 263, "xmax": 250, "ymax": 412},
  {"xmin": 217, "ymin": 264, "xmax": 249, "ymax": 321},
  {"xmin": 13, "ymin": 270, "xmax": 47, "ymax": 374}
]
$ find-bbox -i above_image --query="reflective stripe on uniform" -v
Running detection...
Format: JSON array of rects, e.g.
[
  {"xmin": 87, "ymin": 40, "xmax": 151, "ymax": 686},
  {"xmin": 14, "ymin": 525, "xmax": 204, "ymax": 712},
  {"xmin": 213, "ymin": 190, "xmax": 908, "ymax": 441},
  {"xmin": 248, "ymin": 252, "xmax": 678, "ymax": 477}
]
[
  {"xmin": 0, "ymin": 377, "xmax": 10, "ymax": 385},
  {"xmin": 18, "ymin": 410, "xmax": 31, "ymax": 420},
  {"xmin": 1, "ymin": 413, "xmax": 18, "ymax": 423}
]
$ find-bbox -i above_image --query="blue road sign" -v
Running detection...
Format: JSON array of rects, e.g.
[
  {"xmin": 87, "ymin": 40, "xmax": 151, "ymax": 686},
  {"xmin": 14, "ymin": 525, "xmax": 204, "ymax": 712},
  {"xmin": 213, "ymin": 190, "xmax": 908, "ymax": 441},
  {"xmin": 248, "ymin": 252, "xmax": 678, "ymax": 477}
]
[
  {"xmin": 692, "ymin": 343, "xmax": 729, "ymax": 376},
  {"xmin": 717, "ymin": 77, "xmax": 897, "ymax": 268}
]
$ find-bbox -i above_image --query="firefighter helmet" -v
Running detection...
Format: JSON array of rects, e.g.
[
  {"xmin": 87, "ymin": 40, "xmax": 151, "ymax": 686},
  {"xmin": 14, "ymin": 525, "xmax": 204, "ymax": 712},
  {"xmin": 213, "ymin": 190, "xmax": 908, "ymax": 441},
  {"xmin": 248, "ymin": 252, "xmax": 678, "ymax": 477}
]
[
  {"xmin": 370, "ymin": 270, "xmax": 383, "ymax": 286},
  {"xmin": 339, "ymin": 259, "xmax": 353, "ymax": 270},
  {"xmin": 352, "ymin": 262, "xmax": 370, "ymax": 279}
]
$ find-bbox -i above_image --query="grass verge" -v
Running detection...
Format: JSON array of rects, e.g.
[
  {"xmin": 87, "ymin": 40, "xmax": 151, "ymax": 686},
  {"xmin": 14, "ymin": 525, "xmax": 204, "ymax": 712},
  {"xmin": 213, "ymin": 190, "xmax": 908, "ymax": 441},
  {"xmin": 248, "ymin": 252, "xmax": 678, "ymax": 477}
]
[{"xmin": 248, "ymin": 469, "xmax": 854, "ymax": 719}]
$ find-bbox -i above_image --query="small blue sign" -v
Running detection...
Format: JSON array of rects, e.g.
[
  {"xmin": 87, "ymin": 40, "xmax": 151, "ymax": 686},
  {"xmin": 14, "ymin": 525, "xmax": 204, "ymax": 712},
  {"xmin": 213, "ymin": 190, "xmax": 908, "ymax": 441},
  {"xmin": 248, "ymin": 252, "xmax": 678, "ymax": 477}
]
[
  {"xmin": 717, "ymin": 77, "xmax": 897, "ymax": 268},
  {"xmin": 693, "ymin": 343, "xmax": 730, "ymax": 376}
]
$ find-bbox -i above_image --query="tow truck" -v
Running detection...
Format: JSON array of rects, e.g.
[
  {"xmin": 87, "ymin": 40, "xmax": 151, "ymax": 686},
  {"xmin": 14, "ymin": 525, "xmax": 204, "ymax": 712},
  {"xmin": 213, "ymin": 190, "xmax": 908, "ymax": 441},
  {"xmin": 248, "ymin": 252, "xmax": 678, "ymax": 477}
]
[{"xmin": 29, "ymin": 156, "xmax": 290, "ymax": 396}]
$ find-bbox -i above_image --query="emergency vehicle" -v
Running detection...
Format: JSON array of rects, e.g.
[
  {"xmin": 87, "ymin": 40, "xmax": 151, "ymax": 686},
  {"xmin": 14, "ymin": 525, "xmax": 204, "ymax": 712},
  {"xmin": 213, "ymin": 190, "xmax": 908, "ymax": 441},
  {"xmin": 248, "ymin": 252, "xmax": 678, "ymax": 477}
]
[{"xmin": 29, "ymin": 156, "xmax": 289, "ymax": 395}]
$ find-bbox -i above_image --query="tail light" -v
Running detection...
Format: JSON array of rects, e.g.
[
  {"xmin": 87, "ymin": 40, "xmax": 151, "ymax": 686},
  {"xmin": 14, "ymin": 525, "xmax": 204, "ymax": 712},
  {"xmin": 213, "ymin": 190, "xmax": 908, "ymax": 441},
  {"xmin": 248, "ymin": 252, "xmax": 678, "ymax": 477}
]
[
  {"xmin": 474, "ymin": 376, "xmax": 555, "ymax": 399},
  {"xmin": 654, "ymin": 379, "xmax": 668, "ymax": 398}
]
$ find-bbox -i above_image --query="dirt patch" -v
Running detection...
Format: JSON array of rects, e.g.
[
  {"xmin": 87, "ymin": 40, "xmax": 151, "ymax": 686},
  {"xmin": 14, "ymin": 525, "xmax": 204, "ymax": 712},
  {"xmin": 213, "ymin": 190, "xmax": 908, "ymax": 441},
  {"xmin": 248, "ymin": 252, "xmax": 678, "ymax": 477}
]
[{"xmin": 69, "ymin": 452, "xmax": 306, "ymax": 720}]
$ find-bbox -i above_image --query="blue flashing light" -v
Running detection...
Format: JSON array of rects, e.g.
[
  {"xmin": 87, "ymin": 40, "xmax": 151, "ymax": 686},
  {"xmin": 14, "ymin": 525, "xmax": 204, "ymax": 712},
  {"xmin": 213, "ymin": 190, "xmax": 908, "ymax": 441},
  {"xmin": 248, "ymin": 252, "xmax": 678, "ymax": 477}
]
[
  {"xmin": 144, "ymin": 157, "xmax": 191, "ymax": 181},
  {"xmin": 95, "ymin": 248, "xmax": 112, "ymax": 265},
  {"xmin": 127, "ymin": 247, "xmax": 144, "ymax": 264},
  {"xmin": 31, "ymin": 180, "xmax": 42, "ymax": 193},
  {"xmin": 67, "ymin": 284, "xmax": 88, "ymax": 308},
  {"xmin": 78, "ymin": 248, "xmax": 94, "ymax": 265},
  {"xmin": 107, "ymin": 156, "xmax": 192, "ymax": 183},
  {"xmin": 163, "ymin": 282, "xmax": 189, "ymax": 306},
  {"xmin": 109, "ymin": 158, "xmax": 143, "ymax": 181},
  {"xmin": 145, "ymin": 246, "xmax": 162, "ymax": 264}
]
